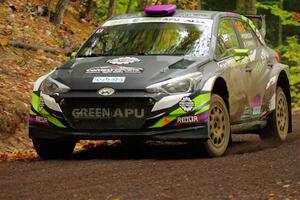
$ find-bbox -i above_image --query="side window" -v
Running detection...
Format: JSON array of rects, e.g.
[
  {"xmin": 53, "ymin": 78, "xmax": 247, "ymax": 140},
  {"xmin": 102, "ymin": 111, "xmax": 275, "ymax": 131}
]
[
  {"xmin": 234, "ymin": 20, "xmax": 258, "ymax": 49},
  {"xmin": 215, "ymin": 19, "xmax": 240, "ymax": 59}
]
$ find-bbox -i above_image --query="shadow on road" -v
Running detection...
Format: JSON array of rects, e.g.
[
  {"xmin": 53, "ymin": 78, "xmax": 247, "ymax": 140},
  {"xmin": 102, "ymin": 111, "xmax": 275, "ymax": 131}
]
[
  {"xmin": 70, "ymin": 114, "xmax": 300, "ymax": 160},
  {"xmin": 71, "ymin": 133, "xmax": 299, "ymax": 160},
  {"xmin": 73, "ymin": 141, "xmax": 210, "ymax": 160}
]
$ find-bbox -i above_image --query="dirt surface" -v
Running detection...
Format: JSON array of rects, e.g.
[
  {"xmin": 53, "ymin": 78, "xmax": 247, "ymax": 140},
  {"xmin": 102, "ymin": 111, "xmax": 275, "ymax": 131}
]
[{"xmin": 0, "ymin": 116, "xmax": 300, "ymax": 200}]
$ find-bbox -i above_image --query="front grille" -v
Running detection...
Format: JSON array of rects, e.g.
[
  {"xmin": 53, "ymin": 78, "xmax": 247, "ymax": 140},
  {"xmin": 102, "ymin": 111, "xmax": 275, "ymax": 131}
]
[{"xmin": 60, "ymin": 98, "xmax": 154, "ymax": 130}]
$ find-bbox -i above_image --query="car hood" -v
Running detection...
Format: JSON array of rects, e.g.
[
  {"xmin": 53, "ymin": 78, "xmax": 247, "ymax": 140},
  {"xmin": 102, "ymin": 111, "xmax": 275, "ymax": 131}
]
[{"xmin": 52, "ymin": 56, "xmax": 210, "ymax": 90}]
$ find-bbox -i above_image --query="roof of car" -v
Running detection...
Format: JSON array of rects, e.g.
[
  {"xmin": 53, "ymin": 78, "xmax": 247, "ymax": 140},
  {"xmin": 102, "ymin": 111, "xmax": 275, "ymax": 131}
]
[{"xmin": 110, "ymin": 10, "xmax": 228, "ymax": 21}]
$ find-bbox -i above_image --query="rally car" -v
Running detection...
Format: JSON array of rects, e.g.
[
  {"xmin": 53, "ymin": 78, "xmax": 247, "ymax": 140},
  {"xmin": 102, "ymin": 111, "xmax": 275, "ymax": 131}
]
[{"xmin": 29, "ymin": 5, "xmax": 292, "ymax": 159}]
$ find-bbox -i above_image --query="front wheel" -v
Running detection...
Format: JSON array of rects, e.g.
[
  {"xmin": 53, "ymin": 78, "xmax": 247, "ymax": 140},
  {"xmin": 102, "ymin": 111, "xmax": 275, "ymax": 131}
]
[
  {"xmin": 204, "ymin": 94, "xmax": 231, "ymax": 157},
  {"xmin": 32, "ymin": 139, "xmax": 76, "ymax": 159}
]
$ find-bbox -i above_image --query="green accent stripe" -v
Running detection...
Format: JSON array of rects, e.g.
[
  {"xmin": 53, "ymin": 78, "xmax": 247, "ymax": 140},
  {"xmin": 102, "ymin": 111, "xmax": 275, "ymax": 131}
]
[
  {"xmin": 30, "ymin": 93, "xmax": 66, "ymax": 128},
  {"xmin": 47, "ymin": 116, "xmax": 66, "ymax": 128},
  {"xmin": 169, "ymin": 107, "xmax": 184, "ymax": 115},
  {"xmin": 149, "ymin": 92, "xmax": 211, "ymax": 128},
  {"xmin": 241, "ymin": 15, "xmax": 256, "ymax": 31},
  {"xmin": 31, "ymin": 93, "xmax": 40, "ymax": 112},
  {"xmin": 241, "ymin": 15, "xmax": 248, "ymax": 22},
  {"xmin": 195, "ymin": 104, "xmax": 210, "ymax": 115},
  {"xmin": 193, "ymin": 93, "xmax": 211, "ymax": 109},
  {"xmin": 29, "ymin": 110, "xmax": 37, "ymax": 116}
]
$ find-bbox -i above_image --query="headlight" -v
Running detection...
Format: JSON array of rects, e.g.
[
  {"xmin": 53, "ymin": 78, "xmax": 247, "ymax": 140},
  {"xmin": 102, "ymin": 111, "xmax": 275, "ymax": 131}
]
[
  {"xmin": 41, "ymin": 77, "xmax": 70, "ymax": 95},
  {"xmin": 146, "ymin": 72, "xmax": 202, "ymax": 94}
]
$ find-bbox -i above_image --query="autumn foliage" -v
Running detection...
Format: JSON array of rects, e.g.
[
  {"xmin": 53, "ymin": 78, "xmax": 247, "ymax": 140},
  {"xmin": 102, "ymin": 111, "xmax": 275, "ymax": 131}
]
[{"xmin": 0, "ymin": 0, "xmax": 96, "ymax": 134}]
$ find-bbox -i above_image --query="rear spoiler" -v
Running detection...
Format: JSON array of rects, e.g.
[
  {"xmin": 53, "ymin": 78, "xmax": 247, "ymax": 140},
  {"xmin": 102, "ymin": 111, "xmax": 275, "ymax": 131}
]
[{"xmin": 244, "ymin": 15, "xmax": 266, "ymax": 39}]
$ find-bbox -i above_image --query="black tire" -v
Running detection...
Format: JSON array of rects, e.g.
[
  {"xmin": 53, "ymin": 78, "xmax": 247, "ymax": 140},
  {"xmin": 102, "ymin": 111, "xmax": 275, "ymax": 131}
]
[
  {"xmin": 260, "ymin": 87, "xmax": 289, "ymax": 141},
  {"xmin": 204, "ymin": 94, "xmax": 231, "ymax": 157},
  {"xmin": 32, "ymin": 139, "xmax": 76, "ymax": 159}
]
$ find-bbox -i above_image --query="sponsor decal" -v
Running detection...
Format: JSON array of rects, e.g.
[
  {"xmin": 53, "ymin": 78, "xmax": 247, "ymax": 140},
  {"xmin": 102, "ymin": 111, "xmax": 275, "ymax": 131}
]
[
  {"xmin": 252, "ymin": 95, "xmax": 262, "ymax": 107},
  {"xmin": 98, "ymin": 87, "xmax": 115, "ymax": 96},
  {"xmin": 103, "ymin": 17, "xmax": 213, "ymax": 27},
  {"xmin": 29, "ymin": 116, "xmax": 49, "ymax": 125},
  {"xmin": 252, "ymin": 95, "xmax": 262, "ymax": 115},
  {"xmin": 106, "ymin": 57, "xmax": 141, "ymax": 65},
  {"xmin": 177, "ymin": 115, "xmax": 199, "ymax": 124},
  {"xmin": 36, "ymin": 116, "xmax": 48, "ymax": 123},
  {"xmin": 252, "ymin": 106, "xmax": 261, "ymax": 115},
  {"xmin": 92, "ymin": 76, "xmax": 125, "ymax": 83},
  {"xmin": 72, "ymin": 108, "xmax": 145, "ymax": 119},
  {"xmin": 179, "ymin": 97, "xmax": 194, "ymax": 112},
  {"xmin": 86, "ymin": 66, "xmax": 143, "ymax": 74},
  {"xmin": 174, "ymin": 113, "xmax": 209, "ymax": 126}
]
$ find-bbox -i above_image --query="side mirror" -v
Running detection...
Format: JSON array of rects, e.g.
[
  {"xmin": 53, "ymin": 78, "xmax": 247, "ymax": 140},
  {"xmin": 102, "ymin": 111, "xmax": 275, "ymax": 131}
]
[{"xmin": 233, "ymin": 49, "xmax": 250, "ymax": 57}]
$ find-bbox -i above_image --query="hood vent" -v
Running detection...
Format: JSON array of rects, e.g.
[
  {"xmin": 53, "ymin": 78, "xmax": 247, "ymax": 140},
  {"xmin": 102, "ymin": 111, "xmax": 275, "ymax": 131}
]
[{"xmin": 168, "ymin": 59, "xmax": 195, "ymax": 69}]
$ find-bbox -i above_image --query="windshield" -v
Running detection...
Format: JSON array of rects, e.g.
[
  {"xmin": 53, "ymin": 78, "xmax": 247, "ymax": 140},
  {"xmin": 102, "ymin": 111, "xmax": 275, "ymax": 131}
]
[{"xmin": 78, "ymin": 19, "xmax": 212, "ymax": 57}]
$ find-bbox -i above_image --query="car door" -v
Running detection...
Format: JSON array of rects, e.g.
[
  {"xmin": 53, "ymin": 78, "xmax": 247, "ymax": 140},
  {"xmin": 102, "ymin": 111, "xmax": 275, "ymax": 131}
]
[
  {"xmin": 233, "ymin": 19, "xmax": 271, "ymax": 119},
  {"xmin": 215, "ymin": 18, "xmax": 252, "ymax": 123}
]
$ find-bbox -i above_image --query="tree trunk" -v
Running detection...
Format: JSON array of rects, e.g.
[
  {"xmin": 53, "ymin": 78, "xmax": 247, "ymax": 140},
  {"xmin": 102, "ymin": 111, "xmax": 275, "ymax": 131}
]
[
  {"xmin": 8, "ymin": 40, "xmax": 73, "ymax": 55},
  {"xmin": 278, "ymin": 0, "xmax": 283, "ymax": 45},
  {"xmin": 47, "ymin": 0, "xmax": 51, "ymax": 22},
  {"xmin": 84, "ymin": 0, "xmax": 95, "ymax": 20},
  {"xmin": 52, "ymin": 0, "xmax": 70, "ymax": 25},
  {"xmin": 126, "ymin": 0, "xmax": 132, "ymax": 13},
  {"xmin": 162, "ymin": 0, "xmax": 168, "ymax": 5},
  {"xmin": 139, "ymin": 0, "xmax": 147, "ymax": 11},
  {"xmin": 198, "ymin": 0, "xmax": 202, "ymax": 10},
  {"xmin": 107, "ymin": 0, "xmax": 115, "ymax": 19},
  {"xmin": 236, "ymin": 0, "xmax": 257, "ymax": 15}
]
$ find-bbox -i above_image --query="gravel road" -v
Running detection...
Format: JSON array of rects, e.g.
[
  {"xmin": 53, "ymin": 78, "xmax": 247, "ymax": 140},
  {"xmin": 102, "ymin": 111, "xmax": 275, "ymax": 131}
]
[{"xmin": 0, "ymin": 115, "xmax": 300, "ymax": 200}]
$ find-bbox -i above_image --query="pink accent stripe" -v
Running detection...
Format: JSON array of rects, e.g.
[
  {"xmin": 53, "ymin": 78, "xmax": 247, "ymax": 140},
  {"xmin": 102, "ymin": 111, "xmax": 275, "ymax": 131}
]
[
  {"xmin": 29, "ymin": 116, "xmax": 50, "ymax": 126},
  {"xmin": 29, "ymin": 116, "xmax": 36, "ymax": 122},
  {"xmin": 227, "ymin": 12, "xmax": 236, "ymax": 17},
  {"xmin": 197, "ymin": 112, "xmax": 209, "ymax": 121}
]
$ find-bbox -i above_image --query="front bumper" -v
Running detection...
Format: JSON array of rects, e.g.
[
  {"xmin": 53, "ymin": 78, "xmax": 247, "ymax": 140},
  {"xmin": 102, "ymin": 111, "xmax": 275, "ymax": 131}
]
[
  {"xmin": 29, "ymin": 123, "xmax": 209, "ymax": 141},
  {"xmin": 29, "ymin": 90, "xmax": 211, "ymax": 141}
]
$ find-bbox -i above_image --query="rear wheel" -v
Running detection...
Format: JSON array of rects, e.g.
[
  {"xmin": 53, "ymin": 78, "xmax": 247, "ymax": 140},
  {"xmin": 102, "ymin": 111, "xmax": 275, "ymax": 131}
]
[
  {"xmin": 260, "ymin": 87, "xmax": 289, "ymax": 141},
  {"xmin": 204, "ymin": 94, "xmax": 231, "ymax": 157},
  {"xmin": 32, "ymin": 139, "xmax": 76, "ymax": 159}
]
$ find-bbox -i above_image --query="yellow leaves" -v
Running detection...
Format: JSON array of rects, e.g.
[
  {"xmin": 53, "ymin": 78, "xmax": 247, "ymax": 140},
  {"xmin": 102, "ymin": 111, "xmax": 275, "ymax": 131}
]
[
  {"xmin": 0, "ymin": 0, "xmax": 95, "ymax": 136},
  {"xmin": 268, "ymin": 192, "xmax": 275, "ymax": 198},
  {"xmin": 36, "ymin": 49, "xmax": 45, "ymax": 55},
  {"xmin": 0, "ymin": 37, "xmax": 9, "ymax": 46},
  {"xmin": 292, "ymin": 12, "xmax": 300, "ymax": 22},
  {"xmin": 0, "ymin": 150, "xmax": 38, "ymax": 161},
  {"xmin": 0, "ymin": 151, "xmax": 8, "ymax": 160},
  {"xmin": 75, "ymin": 140, "xmax": 106, "ymax": 151},
  {"xmin": 105, "ymin": 194, "xmax": 122, "ymax": 200},
  {"xmin": 10, "ymin": 151, "xmax": 38, "ymax": 160},
  {"xmin": 282, "ymin": 184, "xmax": 290, "ymax": 188}
]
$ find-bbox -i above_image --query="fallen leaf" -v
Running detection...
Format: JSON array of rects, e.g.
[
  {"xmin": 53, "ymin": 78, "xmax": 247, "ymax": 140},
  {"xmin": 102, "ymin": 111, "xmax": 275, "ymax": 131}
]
[
  {"xmin": 269, "ymin": 192, "xmax": 275, "ymax": 197},
  {"xmin": 0, "ymin": 37, "xmax": 9, "ymax": 46},
  {"xmin": 283, "ymin": 184, "xmax": 290, "ymax": 188}
]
